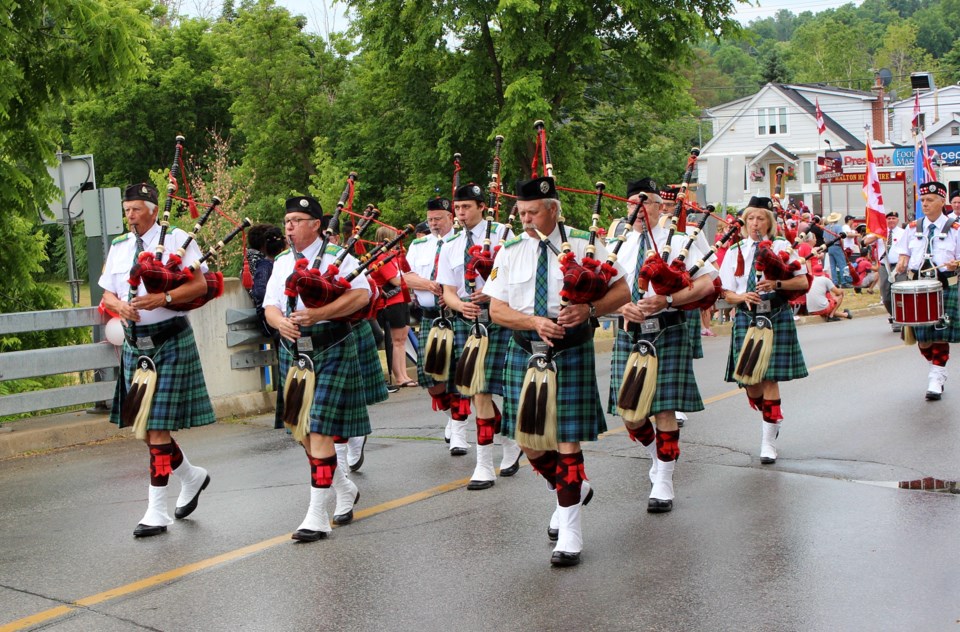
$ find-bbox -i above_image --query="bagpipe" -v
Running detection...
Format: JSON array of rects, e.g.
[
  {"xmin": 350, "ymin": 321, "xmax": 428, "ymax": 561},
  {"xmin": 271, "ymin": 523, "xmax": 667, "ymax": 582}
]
[
  {"xmin": 130, "ymin": 136, "xmax": 252, "ymax": 313},
  {"xmin": 455, "ymin": 135, "xmax": 505, "ymax": 397}
]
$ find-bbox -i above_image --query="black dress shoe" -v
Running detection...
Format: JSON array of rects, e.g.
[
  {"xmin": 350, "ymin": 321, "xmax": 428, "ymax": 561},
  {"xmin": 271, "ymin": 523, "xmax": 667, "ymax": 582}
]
[
  {"xmin": 450, "ymin": 447, "xmax": 468, "ymax": 456},
  {"xmin": 349, "ymin": 436, "xmax": 366, "ymax": 472},
  {"xmin": 547, "ymin": 527, "xmax": 559, "ymax": 541},
  {"xmin": 760, "ymin": 455, "xmax": 777, "ymax": 464},
  {"xmin": 133, "ymin": 524, "xmax": 167, "ymax": 538},
  {"xmin": 291, "ymin": 529, "xmax": 328, "ymax": 542},
  {"xmin": 647, "ymin": 497, "xmax": 673, "ymax": 513},
  {"xmin": 467, "ymin": 479, "xmax": 495, "ymax": 490},
  {"xmin": 550, "ymin": 551, "xmax": 581, "ymax": 567},
  {"xmin": 333, "ymin": 491, "xmax": 360, "ymax": 525},
  {"xmin": 499, "ymin": 455, "xmax": 522, "ymax": 477},
  {"xmin": 175, "ymin": 475, "xmax": 211, "ymax": 520}
]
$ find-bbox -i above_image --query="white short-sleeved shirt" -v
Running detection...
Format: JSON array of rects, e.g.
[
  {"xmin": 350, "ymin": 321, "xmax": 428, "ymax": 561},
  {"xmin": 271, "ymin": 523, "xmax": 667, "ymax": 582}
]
[
  {"xmin": 892, "ymin": 214, "xmax": 960, "ymax": 272},
  {"xmin": 263, "ymin": 237, "xmax": 370, "ymax": 318},
  {"xmin": 405, "ymin": 229, "xmax": 454, "ymax": 308},
  {"xmin": 873, "ymin": 225, "xmax": 905, "ymax": 265},
  {"xmin": 98, "ymin": 222, "xmax": 207, "ymax": 326},
  {"xmin": 805, "ymin": 275, "xmax": 836, "ymax": 313},
  {"xmin": 483, "ymin": 225, "xmax": 625, "ymax": 318},
  {"xmin": 612, "ymin": 225, "xmax": 717, "ymax": 313},
  {"xmin": 436, "ymin": 220, "xmax": 511, "ymax": 299},
  {"xmin": 718, "ymin": 237, "xmax": 806, "ymax": 294}
]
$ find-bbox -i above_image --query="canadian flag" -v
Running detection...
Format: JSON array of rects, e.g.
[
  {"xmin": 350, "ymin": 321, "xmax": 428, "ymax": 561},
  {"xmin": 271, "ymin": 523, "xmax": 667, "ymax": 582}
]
[
  {"xmin": 815, "ymin": 98, "xmax": 826, "ymax": 135},
  {"xmin": 862, "ymin": 141, "xmax": 887, "ymax": 239}
]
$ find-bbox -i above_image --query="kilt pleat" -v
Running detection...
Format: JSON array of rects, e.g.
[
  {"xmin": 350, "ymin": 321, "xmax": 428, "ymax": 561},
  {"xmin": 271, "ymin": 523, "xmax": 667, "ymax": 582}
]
[
  {"xmin": 500, "ymin": 337, "xmax": 607, "ymax": 443},
  {"xmin": 110, "ymin": 321, "xmax": 215, "ymax": 430},
  {"xmin": 278, "ymin": 325, "xmax": 371, "ymax": 437},
  {"xmin": 725, "ymin": 307, "xmax": 808, "ymax": 384},
  {"xmin": 685, "ymin": 309, "xmax": 704, "ymax": 359},
  {"xmin": 607, "ymin": 324, "xmax": 705, "ymax": 416},
  {"xmin": 913, "ymin": 282, "xmax": 960, "ymax": 343},
  {"xmin": 451, "ymin": 316, "xmax": 510, "ymax": 396},
  {"xmin": 354, "ymin": 320, "xmax": 388, "ymax": 405}
]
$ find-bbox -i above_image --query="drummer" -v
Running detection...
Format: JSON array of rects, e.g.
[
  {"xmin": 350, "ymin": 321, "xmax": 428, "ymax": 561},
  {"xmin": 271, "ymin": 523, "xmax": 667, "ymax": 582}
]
[{"xmin": 893, "ymin": 181, "xmax": 960, "ymax": 401}]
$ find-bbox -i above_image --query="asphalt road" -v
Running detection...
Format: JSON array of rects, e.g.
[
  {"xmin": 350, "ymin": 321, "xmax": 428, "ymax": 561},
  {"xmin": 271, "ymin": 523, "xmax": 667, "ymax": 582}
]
[{"xmin": 1, "ymin": 314, "xmax": 958, "ymax": 631}]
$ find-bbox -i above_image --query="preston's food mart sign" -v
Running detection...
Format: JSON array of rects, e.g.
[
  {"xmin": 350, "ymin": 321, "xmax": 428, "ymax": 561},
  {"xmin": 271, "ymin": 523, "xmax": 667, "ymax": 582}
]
[{"xmin": 839, "ymin": 145, "xmax": 960, "ymax": 171}]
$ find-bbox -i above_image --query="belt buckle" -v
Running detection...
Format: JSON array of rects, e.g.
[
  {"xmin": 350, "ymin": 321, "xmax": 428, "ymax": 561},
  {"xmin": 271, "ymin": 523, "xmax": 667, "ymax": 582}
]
[
  {"xmin": 949, "ymin": 276, "xmax": 958, "ymax": 287},
  {"xmin": 478, "ymin": 307, "xmax": 490, "ymax": 323},
  {"xmin": 757, "ymin": 299, "xmax": 772, "ymax": 314},
  {"xmin": 530, "ymin": 341, "xmax": 550, "ymax": 355},
  {"xmin": 640, "ymin": 319, "xmax": 661, "ymax": 334},
  {"xmin": 136, "ymin": 336, "xmax": 155, "ymax": 351},
  {"xmin": 297, "ymin": 336, "xmax": 314, "ymax": 352}
]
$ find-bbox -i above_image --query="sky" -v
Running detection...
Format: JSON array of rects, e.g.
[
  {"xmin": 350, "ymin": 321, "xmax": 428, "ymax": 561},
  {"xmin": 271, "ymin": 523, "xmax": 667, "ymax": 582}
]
[{"xmin": 182, "ymin": 0, "xmax": 864, "ymax": 34}]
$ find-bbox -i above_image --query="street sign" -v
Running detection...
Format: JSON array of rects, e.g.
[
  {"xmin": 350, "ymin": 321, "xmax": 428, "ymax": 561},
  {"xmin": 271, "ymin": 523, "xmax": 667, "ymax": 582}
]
[
  {"xmin": 44, "ymin": 154, "xmax": 96, "ymax": 224},
  {"xmin": 816, "ymin": 170, "xmax": 842, "ymax": 181}
]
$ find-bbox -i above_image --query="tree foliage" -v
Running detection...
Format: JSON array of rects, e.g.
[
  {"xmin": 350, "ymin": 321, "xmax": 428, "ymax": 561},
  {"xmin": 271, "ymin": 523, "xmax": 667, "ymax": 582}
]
[{"xmin": 0, "ymin": 0, "xmax": 148, "ymax": 346}]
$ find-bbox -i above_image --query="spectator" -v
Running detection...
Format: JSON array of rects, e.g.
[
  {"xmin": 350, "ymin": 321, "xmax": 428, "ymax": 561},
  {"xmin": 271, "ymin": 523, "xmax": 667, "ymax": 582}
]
[
  {"xmin": 805, "ymin": 263, "xmax": 851, "ymax": 321},
  {"xmin": 371, "ymin": 225, "xmax": 417, "ymax": 388},
  {"xmin": 247, "ymin": 223, "xmax": 285, "ymax": 336}
]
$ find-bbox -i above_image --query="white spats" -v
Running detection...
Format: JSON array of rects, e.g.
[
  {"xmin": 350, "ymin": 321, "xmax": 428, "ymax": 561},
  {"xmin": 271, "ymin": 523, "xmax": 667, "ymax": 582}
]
[
  {"xmin": 926, "ymin": 365, "xmax": 947, "ymax": 400},
  {"xmin": 140, "ymin": 485, "xmax": 174, "ymax": 527},
  {"xmin": 760, "ymin": 422, "xmax": 780, "ymax": 464},
  {"xmin": 297, "ymin": 487, "xmax": 332, "ymax": 534},
  {"xmin": 332, "ymin": 466, "xmax": 358, "ymax": 518},
  {"xmin": 499, "ymin": 436, "xmax": 522, "ymax": 471},
  {"xmin": 449, "ymin": 419, "xmax": 470, "ymax": 454},
  {"xmin": 650, "ymin": 459, "xmax": 675, "ymax": 503}
]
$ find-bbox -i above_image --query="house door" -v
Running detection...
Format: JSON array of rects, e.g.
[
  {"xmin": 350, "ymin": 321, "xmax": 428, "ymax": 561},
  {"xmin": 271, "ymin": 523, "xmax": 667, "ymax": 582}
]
[{"xmin": 769, "ymin": 162, "xmax": 784, "ymax": 198}]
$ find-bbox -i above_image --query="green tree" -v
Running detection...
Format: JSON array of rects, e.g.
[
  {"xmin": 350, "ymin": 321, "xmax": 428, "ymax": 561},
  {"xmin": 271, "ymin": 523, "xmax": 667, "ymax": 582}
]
[
  {"xmin": 68, "ymin": 17, "xmax": 233, "ymax": 188},
  {"xmin": 756, "ymin": 40, "xmax": 791, "ymax": 84},
  {"xmin": 0, "ymin": 0, "xmax": 148, "ymax": 343},
  {"xmin": 873, "ymin": 21, "xmax": 935, "ymax": 97},
  {"xmin": 787, "ymin": 15, "xmax": 872, "ymax": 88}
]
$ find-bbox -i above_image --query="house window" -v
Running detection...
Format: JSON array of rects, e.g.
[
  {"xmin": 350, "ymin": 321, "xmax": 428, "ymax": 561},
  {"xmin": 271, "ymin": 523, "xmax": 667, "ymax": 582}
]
[
  {"xmin": 917, "ymin": 113, "xmax": 926, "ymax": 130},
  {"xmin": 757, "ymin": 107, "xmax": 787, "ymax": 136},
  {"xmin": 952, "ymin": 126, "xmax": 959, "ymax": 136},
  {"xmin": 803, "ymin": 160, "xmax": 814, "ymax": 185}
]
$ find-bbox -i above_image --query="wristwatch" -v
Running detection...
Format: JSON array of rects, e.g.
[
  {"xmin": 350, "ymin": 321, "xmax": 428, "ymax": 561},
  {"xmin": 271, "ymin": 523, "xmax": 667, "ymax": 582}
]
[
  {"xmin": 775, "ymin": 281, "xmax": 782, "ymax": 290},
  {"xmin": 665, "ymin": 294, "xmax": 674, "ymax": 307},
  {"xmin": 588, "ymin": 302, "xmax": 597, "ymax": 318},
  {"xmin": 164, "ymin": 292, "xmax": 173, "ymax": 304}
]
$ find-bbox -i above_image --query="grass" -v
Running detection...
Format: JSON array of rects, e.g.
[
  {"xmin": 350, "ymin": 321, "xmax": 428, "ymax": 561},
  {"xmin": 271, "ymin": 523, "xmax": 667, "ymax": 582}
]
[{"xmin": 54, "ymin": 282, "xmax": 92, "ymax": 308}]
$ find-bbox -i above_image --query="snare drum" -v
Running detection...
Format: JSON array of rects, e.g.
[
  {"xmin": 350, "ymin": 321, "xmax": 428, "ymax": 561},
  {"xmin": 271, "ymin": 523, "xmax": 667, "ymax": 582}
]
[{"xmin": 891, "ymin": 279, "xmax": 943, "ymax": 325}]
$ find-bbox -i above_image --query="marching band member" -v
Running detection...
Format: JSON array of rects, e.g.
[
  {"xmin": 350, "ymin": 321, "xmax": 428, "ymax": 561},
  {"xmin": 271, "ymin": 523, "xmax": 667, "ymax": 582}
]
[
  {"xmin": 608, "ymin": 178, "xmax": 717, "ymax": 513},
  {"xmin": 863, "ymin": 211, "xmax": 906, "ymax": 332},
  {"xmin": 99, "ymin": 183, "xmax": 215, "ymax": 538},
  {"xmin": 401, "ymin": 198, "xmax": 459, "ymax": 444},
  {"xmin": 264, "ymin": 196, "xmax": 371, "ymax": 542},
  {"xmin": 893, "ymin": 181, "xmax": 960, "ymax": 400},
  {"xmin": 484, "ymin": 176, "xmax": 628, "ymax": 567},
  {"xmin": 436, "ymin": 183, "xmax": 522, "ymax": 488},
  {"xmin": 719, "ymin": 197, "xmax": 809, "ymax": 464}
]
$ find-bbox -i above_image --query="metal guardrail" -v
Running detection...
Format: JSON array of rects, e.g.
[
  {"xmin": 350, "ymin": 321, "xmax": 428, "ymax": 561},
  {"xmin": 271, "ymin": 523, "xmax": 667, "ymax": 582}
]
[{"xmin": 0, "ymin": 308, "xmax": 117, "ymax": 416}]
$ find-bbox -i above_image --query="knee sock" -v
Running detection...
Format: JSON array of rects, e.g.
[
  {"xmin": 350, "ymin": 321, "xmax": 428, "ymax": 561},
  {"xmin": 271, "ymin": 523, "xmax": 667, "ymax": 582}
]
[
  {"xmin": 476, "ymin": 417, "xmax": 495, "ymax": 446},
  {"xmin": 923, "ymin": 343, "xmax": 950, "ymax": 367},
  {"xmin": 655, "ymin": 430, "xmax": 680, "ymax": 462},
  {"xmin": 450, "ymin": 396, "xmax": 471, "ymax": 421},
  {"xmin": 555, "ymin": 452, "xmax": 586, "ymax": 508},
  {"xmin": 528, "ymin": 451, "xmax": 558, "ymax": 488},
  {"xmin": 309, "ymin": 455, "xmax": 337, "ymax": 489},
  {"xmin": 149, "ymin": 442, "xmax": 182, "ymax": 486},
  {"xmin": 762, "ymin": 399, "xmax": 783, "ymax": 423},
  {"xmin": 626, "ymin": 419, "xmax": 656, "ymax": 447},
  {"xmin": 431, "ymin": 391, "xmax": 451, "ymax": 412}
]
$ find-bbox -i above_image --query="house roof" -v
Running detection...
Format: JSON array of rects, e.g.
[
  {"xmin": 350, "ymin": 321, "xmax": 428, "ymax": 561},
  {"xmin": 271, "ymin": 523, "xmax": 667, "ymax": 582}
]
[
  {"xmin": 700, "ymin": 83, "xmax": 867, "ymax": 155},
  {"xmin": 748, "ymin": 143, "xmax": 799, "ymax": 166},
  {"xmin": 889, "ymin": 83, "xmax": 960, "ymax": 108}
]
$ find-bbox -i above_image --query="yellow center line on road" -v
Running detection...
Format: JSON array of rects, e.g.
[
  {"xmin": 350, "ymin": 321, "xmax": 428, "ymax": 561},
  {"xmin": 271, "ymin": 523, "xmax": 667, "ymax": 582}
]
[
  {"xmin": 0, "ymin": 476, "xmax": 473, "ymax": 632},
  {"xmin": 1, "ymin": 343, "xmax": 906, "ymax": 631}
]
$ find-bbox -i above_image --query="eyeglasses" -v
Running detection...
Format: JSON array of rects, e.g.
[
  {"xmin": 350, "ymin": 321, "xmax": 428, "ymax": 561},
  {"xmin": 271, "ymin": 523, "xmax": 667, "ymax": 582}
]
[{"xmin": 284, "ymin": 217, "xmax": 315, "ymax": 227}]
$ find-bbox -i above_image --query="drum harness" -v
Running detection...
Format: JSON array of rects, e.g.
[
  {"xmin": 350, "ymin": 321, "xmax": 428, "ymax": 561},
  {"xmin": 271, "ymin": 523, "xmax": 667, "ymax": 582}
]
[{"xmin": 914, "ymin": 217, "xmax": 956, "ymax": 330}]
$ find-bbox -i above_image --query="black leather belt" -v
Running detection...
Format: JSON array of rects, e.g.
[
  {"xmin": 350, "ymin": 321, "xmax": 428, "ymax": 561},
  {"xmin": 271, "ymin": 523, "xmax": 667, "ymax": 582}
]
[
  {"xmin": 618, "ymin": 311, "xmax": 684, "ymax": 334},
  {"xmin": 513, "ymin": 323, "xmax": 593, "ymax": 353},
  {"xmin": 421, "ymin": 307, "xmax": 442, "ymax": 319},
  {"xmin": 126, "ymin": 316, "xmax": 189, "ymax": 351},
  {"xmin": 912, "ymin": 269, "xmax": 959, "ymax": 289},
  {"xmin": 298, "ymin": 321, "xmax": 353, "ymax": 351}
]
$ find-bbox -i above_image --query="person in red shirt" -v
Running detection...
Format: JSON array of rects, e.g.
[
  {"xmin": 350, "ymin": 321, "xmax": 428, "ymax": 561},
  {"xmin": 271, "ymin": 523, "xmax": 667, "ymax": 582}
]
[{"xmin": 371, "ymin": 225, "xmax": 417, "ymax": 387}]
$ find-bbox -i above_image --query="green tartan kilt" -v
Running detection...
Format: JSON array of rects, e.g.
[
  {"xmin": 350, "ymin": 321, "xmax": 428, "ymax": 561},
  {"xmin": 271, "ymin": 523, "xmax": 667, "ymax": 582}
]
[
  {"xmin": 110, "ymin": 320, "xmax": 215, "ymax": 430},
  {"xmin": 416, "ymin": 315, "xmax": 459, "ymax": 393},
  {"xmin": 500, "ymin": 337, "xmax": 607, "ymax": 443},
  {"xmin": 912, "ymin": 281, "xmax": 960, "ymax": 343},
  {"xmin": 278, "ymin": 324, "xmax": 371, "ymax": 438},
  {"xmin": 451, "ymin": 316, "xmax": 510, "ymax": 396},
  {"xmin": 725, "ymin": 306, "xmax": 808, "ymax": 384},
  {"xmin": 354, "ymin": 319, "xmax": 388, "ymax": 405},
  {"xmin": 686, "ymin": 309, "xmax": 704, "ymax": 359},
  {"xmin": 607, "ymin": 324, "xmax": 705, "ymax": 416}
]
